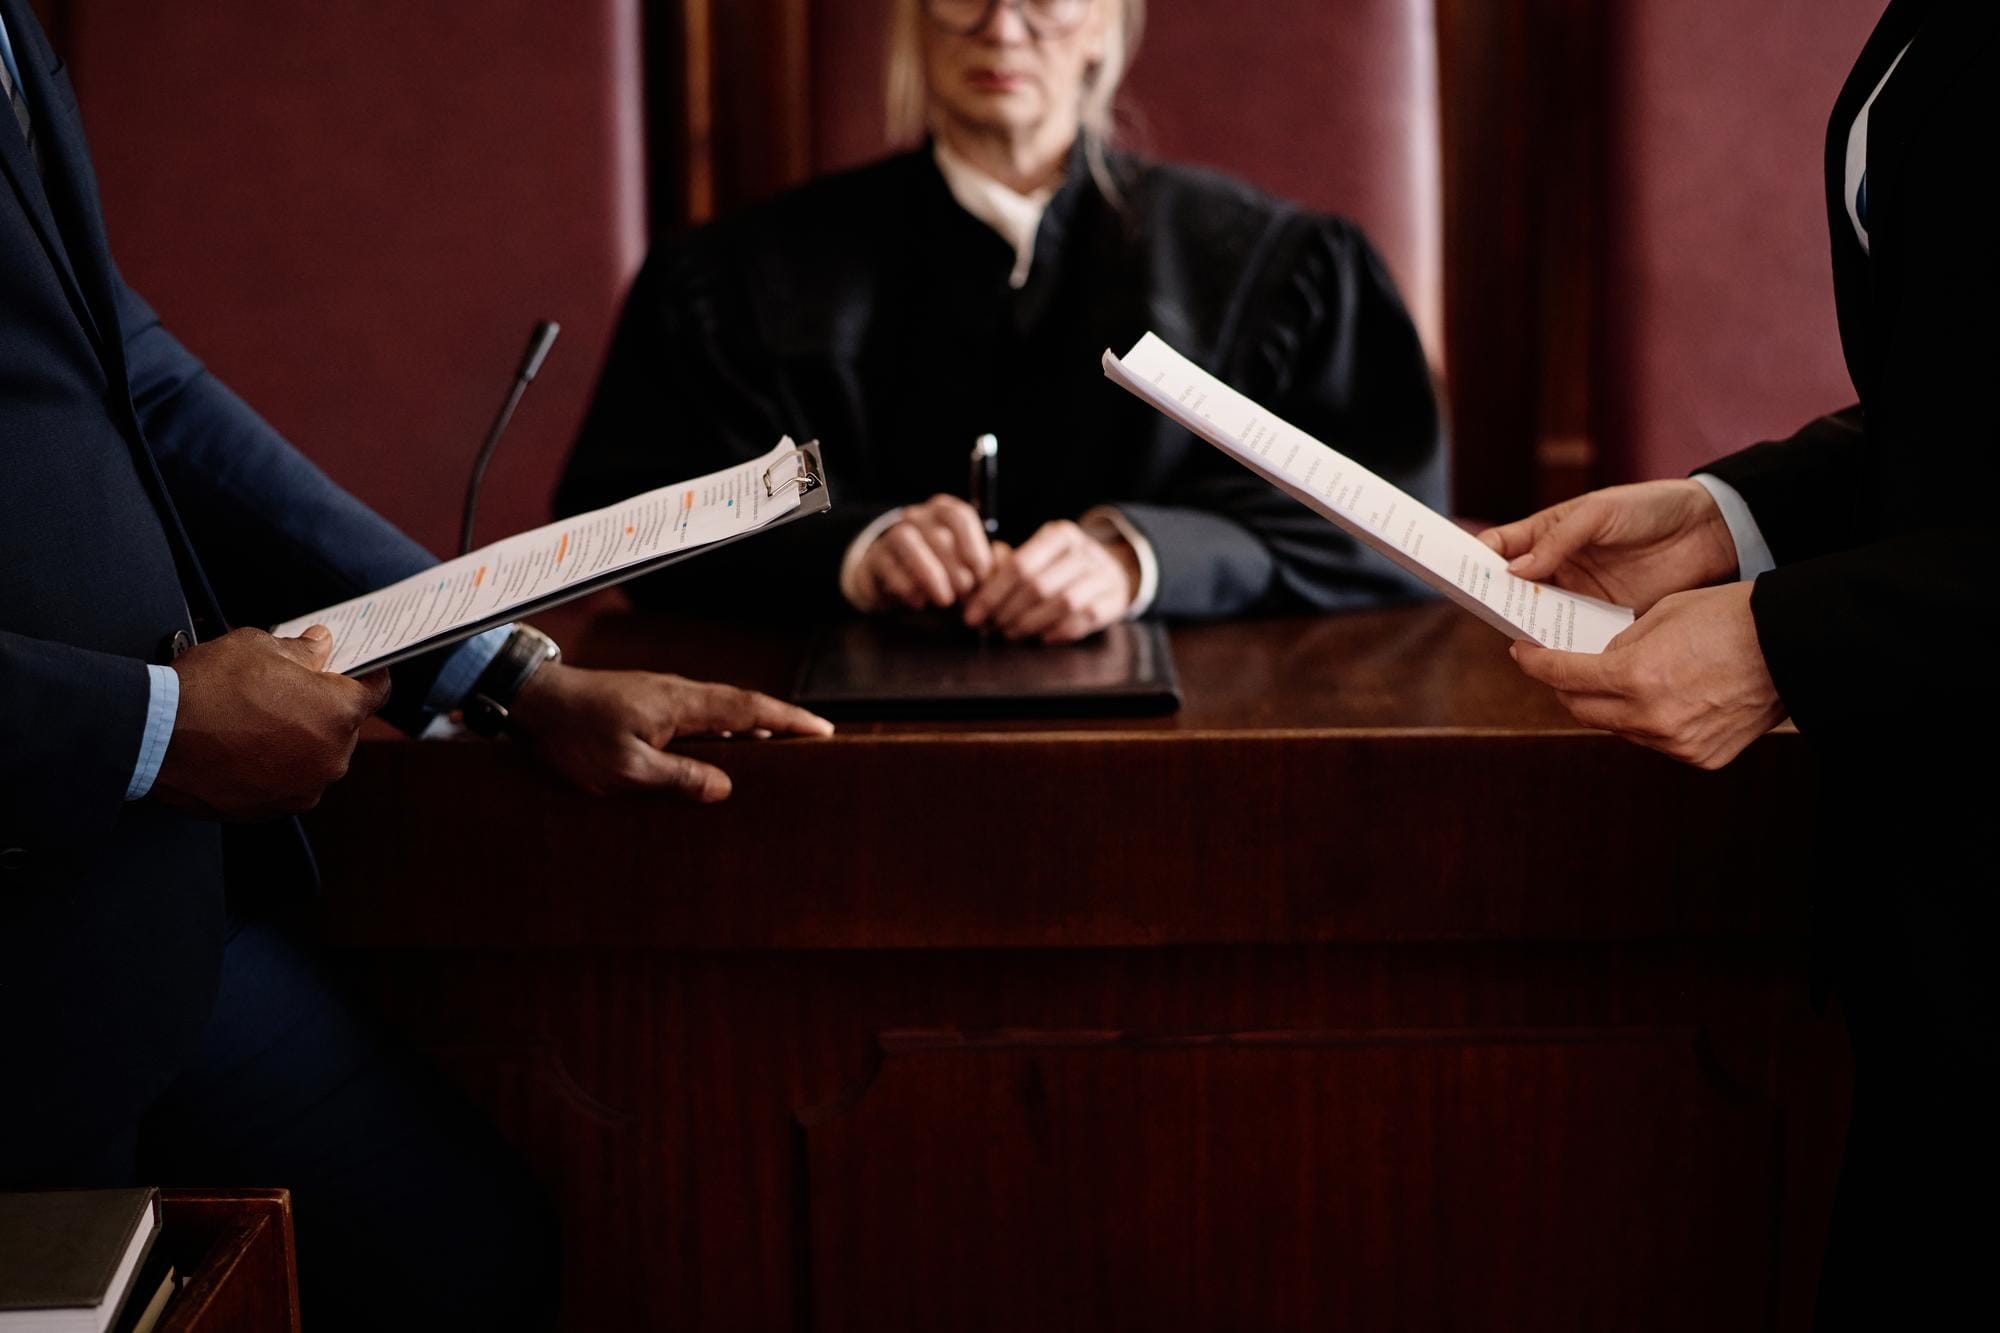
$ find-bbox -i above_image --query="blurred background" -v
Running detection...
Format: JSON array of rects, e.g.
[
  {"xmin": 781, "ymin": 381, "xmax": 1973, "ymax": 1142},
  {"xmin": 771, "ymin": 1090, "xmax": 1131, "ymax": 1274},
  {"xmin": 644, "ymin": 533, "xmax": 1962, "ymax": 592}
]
[{"xmin": 34, "ymin": 0, "xmax": 1879, "ymax": 557}]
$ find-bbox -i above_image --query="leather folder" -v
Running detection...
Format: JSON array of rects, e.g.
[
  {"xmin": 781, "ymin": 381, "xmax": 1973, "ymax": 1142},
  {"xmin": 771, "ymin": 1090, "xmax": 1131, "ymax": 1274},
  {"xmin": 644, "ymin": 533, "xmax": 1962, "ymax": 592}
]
[{"xmin": 793, "ymin": 616, "xmax": 1182, "ymax": 719}]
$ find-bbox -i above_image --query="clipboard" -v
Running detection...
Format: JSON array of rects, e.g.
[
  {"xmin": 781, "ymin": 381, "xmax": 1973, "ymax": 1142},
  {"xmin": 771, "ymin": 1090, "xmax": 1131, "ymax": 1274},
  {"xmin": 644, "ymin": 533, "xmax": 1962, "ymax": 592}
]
[{"xmin": 276, "ymin": 440, "xmax": 830, "ymax": 676}]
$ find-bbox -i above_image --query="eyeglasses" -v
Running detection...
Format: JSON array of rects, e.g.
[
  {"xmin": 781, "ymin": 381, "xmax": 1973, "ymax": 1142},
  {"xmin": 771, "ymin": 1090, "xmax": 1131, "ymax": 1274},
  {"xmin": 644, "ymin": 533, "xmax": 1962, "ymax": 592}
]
[{"xmin": 923, "ymin": 0, "xmax": 1093, "ymax": 40}]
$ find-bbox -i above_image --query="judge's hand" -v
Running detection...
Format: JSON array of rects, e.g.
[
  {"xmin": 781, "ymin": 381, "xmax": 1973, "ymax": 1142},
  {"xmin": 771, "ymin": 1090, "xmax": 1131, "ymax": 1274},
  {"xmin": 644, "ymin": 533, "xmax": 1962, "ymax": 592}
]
[
  {"xmin": 1480, "ymin": 480, "xmax": 1741, "ymax": 614},
  {"xmin": 505, "ymin": 664, "xmax": 833, "ymax": 802},
  {"xmin": 961, "ymin": 519, "xmax": 1140, "ymax": 643},
  {"xmin": 1511, "ymin": 582, "xmax": 1784, "ymax": 770},
  {"xmin": 854, "ymin": 495, "xmax": 995, "ymax": 611},
  {"xmin": 153, "ymin": 625, "xmax": 391, "ymax": 820}
]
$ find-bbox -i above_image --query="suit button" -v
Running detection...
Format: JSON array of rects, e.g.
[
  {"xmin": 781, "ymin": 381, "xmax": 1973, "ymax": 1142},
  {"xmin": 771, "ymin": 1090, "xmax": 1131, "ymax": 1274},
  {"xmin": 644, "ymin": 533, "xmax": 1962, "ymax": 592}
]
[
  {"xmin": 0, "ymin": 848, "xmax": 28, "ymax": 872},
  {"xmin": 161, "ymin": 629, "xmax": 194, "ymax": 662}
]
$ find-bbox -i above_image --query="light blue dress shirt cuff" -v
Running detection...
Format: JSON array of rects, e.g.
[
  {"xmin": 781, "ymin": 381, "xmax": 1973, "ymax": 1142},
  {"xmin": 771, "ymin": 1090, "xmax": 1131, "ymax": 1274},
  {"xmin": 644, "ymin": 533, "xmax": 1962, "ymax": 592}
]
[
  {"xmin": 1692, "ymin": 473, "xmax": 1778, "ymax": 582},
  {"xmin": 126, "ymin": 664, "xmax": 181, "ymax": 801},
  {"xmin": 424, "ymin": 625, "xmax": 514, "ymax": 714}
]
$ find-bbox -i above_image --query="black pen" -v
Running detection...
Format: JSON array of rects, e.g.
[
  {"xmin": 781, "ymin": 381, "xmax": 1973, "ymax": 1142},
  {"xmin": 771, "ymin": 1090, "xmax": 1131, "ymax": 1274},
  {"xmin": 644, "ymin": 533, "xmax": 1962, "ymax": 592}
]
[
  {"xmin": 968, "ymin": 434, "xmax": 1000, "ymax": 640},
  {"xmin": 969, "ymin": 433, "xmax": 999, "ymax": 538}
]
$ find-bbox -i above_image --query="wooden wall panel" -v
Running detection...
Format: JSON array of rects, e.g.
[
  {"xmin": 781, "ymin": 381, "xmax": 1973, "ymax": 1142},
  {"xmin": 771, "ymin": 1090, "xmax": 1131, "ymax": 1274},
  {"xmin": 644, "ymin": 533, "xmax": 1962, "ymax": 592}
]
[{"xmin": 803, "ymin": 1030, "xmax": 1774, "ymax": 1331}]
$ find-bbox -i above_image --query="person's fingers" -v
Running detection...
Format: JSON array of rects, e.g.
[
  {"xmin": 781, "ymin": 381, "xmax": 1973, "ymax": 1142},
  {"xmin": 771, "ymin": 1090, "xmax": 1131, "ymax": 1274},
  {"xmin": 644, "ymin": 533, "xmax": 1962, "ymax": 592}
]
[
  {"xmin": 994, "ymin": 550, "xmax": 1090, "ymax": 635},
  {"xmin": 625, "ymin": 744, "xmax": 734, "ymax": 803},
  {"xmin": 1505, "ymin": 495, "xmax": 1614, "ymax": 581},
  {"xmin": 964, "ymin": 548, "xmax": 1022, "ymax": 625},
  {"xmin": 867, "ymin": 544, "xmax": 926, "ymax": 610},
  {"xmin": 1478, "ymin": 507, "xmax": 1564, "ymax": 561},
  {"xmin": 1010, "ymin": 568, "xmax": 1112, "ymax": 640},
  {"xmin": 1041, "ymin": 584, "xmax": 1123, "ymax": 644},
  {"xmin": 273, "ymin": 625, "xmax": 336, "ymax": 671},
  {"xmin": 681, "ymin": 682, "xmax": 834, "ymax": 738},
  {"xmin": 881, "ymin": 526, "xmax": 955, "ymax": 607},
  {"xmin": 977, "ymin": 524, "xmax": 1081, "ymax": 628},
  {"xmin": 929, "ymin": 499, "xmax": 995, "ymax": 581},
  {"xmin": 907, "ymin": 517, "xmax": 978, "ymax": 597},
  {"xmin": 746, "ymin": 693, "xmax": 835, "ymax": 737},
  {"xmin": 1510, "ymin": 640, "xmax": 1617, "ymax": 695},
  {"xmin": 346, "ymin": 669, "xmax": 393, "ymax": 717},
  {"xmin": 1554, "ymin": 691, "xmax": 1636, "ymax": 735}
]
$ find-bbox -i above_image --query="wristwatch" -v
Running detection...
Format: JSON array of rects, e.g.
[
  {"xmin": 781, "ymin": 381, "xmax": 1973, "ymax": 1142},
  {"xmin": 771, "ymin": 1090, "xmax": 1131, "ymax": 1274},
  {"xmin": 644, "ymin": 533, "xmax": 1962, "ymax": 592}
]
[{"xmin": 461, "ymin": 625, "xmax": 561, "ymax": 737}]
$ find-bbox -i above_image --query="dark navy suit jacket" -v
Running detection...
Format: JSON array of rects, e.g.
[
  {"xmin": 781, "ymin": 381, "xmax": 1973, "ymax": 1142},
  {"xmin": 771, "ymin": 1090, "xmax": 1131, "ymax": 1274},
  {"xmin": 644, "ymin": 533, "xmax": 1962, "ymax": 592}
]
[{"xmin": 1, "ymin": 0, "xmax": 458, "ymax": 1174}]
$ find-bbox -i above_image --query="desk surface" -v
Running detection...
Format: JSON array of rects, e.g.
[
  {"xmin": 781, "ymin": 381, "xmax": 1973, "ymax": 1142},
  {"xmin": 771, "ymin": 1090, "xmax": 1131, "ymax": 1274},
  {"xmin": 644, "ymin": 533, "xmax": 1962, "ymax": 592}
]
[
  {"xmin": 546, "ymin": 595, "xmax": 1585, "ymax": 735},
  {"xmin": 318, "ymin": 596, "xmax": 1813, "ymax": 951}
]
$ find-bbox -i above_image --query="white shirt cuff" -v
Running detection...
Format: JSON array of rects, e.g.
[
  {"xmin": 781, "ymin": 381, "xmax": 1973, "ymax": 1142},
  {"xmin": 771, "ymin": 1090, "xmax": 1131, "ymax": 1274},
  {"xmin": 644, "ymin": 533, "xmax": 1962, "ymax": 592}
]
[
  {"xmin": 1692, "ymin": 473, "xmax": 1778, "ymax": 581},
  {"xmin": 838, "ymin": 508, "xmax": 906, "ymax": 612},
  {"xmin": 1080, "ymin": 506, "xmax": 1160, "ymax": 619}
]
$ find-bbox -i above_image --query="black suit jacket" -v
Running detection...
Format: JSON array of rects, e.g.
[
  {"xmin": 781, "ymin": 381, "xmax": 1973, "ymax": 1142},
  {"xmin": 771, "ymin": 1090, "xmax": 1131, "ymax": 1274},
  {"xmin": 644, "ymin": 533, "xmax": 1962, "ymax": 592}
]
[
  {"xmin": 1703, "ymin": 0, "xmax": 1995, "ymax": 749},
  {"xmin": 1, "ymin": 0, "xmax": 458, "ymax": 1174},
  {"xmin": 1701, "ymin": 0, "xmax": 1996, "ymax": 1043}
]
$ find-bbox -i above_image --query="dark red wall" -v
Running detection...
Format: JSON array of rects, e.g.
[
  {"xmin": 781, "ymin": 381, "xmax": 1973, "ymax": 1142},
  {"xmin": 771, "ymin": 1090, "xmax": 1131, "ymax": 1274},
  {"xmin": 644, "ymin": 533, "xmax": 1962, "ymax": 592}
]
[
  {"xmin": 64, "ymin": 0, "xmax": 646, "ymax": 560},
  {"xmin": 1597, "ymin": 0, "xmax": 1883, "ymax": 481}
]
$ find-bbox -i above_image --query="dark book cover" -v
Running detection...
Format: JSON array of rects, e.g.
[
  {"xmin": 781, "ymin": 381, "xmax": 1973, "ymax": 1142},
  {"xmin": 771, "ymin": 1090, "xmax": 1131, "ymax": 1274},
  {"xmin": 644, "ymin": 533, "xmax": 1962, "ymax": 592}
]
[{"xmin": 0, "ymin": 1188, "xmax": 159, "ymax": 1314}]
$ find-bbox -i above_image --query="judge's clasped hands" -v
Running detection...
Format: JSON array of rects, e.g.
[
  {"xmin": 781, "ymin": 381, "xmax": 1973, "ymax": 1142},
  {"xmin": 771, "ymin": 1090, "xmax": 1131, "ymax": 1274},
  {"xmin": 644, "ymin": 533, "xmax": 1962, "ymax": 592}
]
[
  {"xmin": 853, "ymin": 493, "xmax": 1143, "ymax": 643},
  {"xmin": 1481, "ymin": 479, "xmax": 1786, "ymax": 771}
]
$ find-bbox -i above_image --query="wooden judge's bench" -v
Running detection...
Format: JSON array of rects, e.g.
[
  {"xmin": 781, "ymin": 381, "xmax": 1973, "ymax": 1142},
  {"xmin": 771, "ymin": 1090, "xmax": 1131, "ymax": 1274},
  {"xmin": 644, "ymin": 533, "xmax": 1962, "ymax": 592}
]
[{"xmin": 306, "ymin": 597, "xmax": 1847, "ymax": 1331}]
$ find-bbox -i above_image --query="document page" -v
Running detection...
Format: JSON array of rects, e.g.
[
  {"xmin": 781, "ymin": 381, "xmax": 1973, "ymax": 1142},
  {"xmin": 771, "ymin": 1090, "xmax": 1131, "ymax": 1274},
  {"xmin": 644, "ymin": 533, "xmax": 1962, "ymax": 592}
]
[
  {"xmin": 1104, "ymin": 335, "xmax": 1633, "ymax": 653},
  {"xmin": 275, "ymin": 438, "xmax": 815, "ymax": 675}
]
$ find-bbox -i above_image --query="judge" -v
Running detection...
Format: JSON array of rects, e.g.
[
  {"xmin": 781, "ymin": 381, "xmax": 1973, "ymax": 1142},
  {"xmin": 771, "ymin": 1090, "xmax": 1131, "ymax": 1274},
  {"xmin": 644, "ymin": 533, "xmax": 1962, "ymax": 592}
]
[{"xmin": 559, "ymin": 0, "xmax": 1446, "ymax": 642}]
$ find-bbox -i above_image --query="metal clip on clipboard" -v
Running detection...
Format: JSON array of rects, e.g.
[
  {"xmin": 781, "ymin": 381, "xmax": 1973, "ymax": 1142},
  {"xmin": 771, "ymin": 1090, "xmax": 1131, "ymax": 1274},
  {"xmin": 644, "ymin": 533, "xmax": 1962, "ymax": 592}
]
[{"xmin": 763, "ymin": 443, "xmax": 826, "ymax": 499}]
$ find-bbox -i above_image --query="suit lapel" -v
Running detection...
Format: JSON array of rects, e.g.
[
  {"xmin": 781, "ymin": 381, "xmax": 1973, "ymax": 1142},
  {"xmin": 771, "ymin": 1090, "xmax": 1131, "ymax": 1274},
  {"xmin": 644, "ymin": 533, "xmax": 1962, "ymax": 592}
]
[
  {"xmin": 1822, "ymin": 0, "xmax": 1942, "ymax": 397},
  {"xmin": 0, "ymin": 54, "xmax": 112, "ymax": 376},
  {"xmin": 1862, "ymin": 2, "xmax": 1994, "ymax": 260}
]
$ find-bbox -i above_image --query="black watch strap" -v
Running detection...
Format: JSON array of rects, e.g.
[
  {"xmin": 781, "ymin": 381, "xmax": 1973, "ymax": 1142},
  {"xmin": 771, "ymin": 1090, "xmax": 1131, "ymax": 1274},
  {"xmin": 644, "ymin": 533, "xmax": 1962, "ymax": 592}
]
[{"xmin": 462, "ymin": 626, "xmax": 561, "ymax": 737}]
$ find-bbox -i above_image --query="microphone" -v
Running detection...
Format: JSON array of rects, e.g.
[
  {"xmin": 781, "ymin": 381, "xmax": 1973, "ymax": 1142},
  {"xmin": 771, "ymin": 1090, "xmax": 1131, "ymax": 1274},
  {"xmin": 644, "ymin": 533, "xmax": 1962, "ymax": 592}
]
[{"xmin": 460, "ymin": 320, "xmax": 561, "ymax": 556}]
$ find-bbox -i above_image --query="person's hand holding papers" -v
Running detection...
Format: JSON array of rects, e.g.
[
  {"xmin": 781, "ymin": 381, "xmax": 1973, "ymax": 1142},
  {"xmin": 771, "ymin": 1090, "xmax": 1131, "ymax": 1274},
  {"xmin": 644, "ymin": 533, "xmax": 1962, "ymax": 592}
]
[
  {"xmin": 1509, "ymin": 583, "xmax": 1784, "ymax": 770},
  {"xmin": 154, "ymin": 626, "xmax": 392, "ymax": 820},
  {"xmin": 1484, "ymin": 481, "xmax": 1783, "ymax": 769},
  {"xmin": 1478, "ymin": 479, "xmax": 1740, "ymax": 613}
]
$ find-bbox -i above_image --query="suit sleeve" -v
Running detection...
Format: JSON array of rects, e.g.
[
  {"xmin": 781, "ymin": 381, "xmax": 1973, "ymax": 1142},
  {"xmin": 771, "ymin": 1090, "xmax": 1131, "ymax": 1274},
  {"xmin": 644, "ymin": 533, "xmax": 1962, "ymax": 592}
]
[
  {"xmin": 1698, "ymin": 407, "xmax": 1872, "ymax": 566},
  {"xmin": 556, "ymin": 245, "xmax": 894, "ymax": 614},
  {"xmin": 114, "ymin": 283, "xmax": 455, "ymax": 732},
  {"xmin": 1702, "ymin": 67, "xmax": 1996, "ymax": 747},
  {"xmin": 0, "ymin": 632, "xmax": 148, "ymax": 848},
  {"xmin": 1114, "ymin": 218, "xmax": 1449, "ymax": 618}
]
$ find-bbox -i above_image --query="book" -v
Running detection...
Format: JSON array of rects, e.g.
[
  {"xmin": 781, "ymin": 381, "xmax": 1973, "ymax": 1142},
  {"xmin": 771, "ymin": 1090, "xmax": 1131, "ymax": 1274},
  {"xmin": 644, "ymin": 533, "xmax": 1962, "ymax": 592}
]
[
  {"xmin": 273, "ymin": 438, "xmax": 830, "ymax": 675},
  {"xmin": 0, "ymin": 1188, "xmax": 160, "ymax": 1333},
  {"xmin": 120, "ymin": 1267, "xmax": 174, "ymax": 1333},
  {"xmin": 1104, "ymin": 335, "xmax": 1634, "ymax": 654}
]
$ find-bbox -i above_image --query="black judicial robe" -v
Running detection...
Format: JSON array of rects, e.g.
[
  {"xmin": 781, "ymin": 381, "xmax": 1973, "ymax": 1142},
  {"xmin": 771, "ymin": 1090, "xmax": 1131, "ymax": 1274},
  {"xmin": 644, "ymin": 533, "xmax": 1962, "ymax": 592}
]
[{"xmin": 558, "ymin": 145, "xmax": 1449, "ymax": 619}]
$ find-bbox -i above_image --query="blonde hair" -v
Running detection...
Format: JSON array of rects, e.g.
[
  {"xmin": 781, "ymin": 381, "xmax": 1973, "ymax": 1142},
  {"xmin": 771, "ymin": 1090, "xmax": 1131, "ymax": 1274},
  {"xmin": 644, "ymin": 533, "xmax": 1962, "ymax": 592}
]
[{"xmin": 886, "ymin": 0, "xmax": 1147, "ymax": 182}]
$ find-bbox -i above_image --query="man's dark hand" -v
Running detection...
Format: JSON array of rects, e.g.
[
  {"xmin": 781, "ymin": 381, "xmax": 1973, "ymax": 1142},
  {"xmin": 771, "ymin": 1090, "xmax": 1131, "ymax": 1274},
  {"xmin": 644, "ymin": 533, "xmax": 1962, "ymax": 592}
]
[
  {"xmin": 151, "ymin": 625, "xmax": 391, "ymax": 820},
  {"xmin": 505, "ymin": 664, "xmax": 833, "ymax": 802}
]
